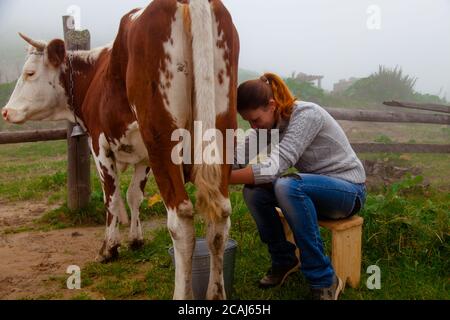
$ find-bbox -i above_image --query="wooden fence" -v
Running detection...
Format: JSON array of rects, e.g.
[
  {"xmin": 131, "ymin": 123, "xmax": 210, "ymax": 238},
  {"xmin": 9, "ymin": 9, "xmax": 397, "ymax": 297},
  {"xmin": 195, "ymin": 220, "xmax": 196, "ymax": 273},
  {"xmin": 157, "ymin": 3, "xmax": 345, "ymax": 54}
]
[{"xmin": 0, "ymin": 17, "xmax": 449, "ymax": 210}]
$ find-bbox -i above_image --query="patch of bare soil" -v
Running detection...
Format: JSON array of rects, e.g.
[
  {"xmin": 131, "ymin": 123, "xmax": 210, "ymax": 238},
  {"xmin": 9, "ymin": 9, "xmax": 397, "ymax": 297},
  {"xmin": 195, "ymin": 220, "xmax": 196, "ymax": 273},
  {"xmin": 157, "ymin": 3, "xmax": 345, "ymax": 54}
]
[
  {"xmin": 0, "ymin": 200, "xmax": 166, "ymax": 300},
  {"xmin": 362, "ymin": 159, "xmax": 422, "ymax": 188},
  {"xmin": 0, "ymin": 200, "xmax": 61, "ymax": 233}
]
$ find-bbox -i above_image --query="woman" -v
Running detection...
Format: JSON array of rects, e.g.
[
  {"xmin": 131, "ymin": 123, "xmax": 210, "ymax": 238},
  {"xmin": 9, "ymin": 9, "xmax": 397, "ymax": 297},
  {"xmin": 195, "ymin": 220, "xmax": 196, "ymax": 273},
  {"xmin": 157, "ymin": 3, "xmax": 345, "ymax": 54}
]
[{"xmin": 230, "ymin": 73, "xmax": 367, "ymax": 300}]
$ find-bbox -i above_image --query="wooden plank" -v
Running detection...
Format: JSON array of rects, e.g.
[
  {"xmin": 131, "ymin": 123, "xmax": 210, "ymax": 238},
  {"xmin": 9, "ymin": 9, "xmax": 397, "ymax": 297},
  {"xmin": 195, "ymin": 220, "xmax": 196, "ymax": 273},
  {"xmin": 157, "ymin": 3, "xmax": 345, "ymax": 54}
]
[
  {"xmin": 0, "ymin": 129, "xmax": 67, "ymax": 145},
  {"xmin": 319, "ymin": 216, "xmax": 364, "ymax": 232},
  {"xmin": 329, "ymin": 222, "xmax": 363, "ymax": 288},
  {"xmin": 352, "ymin": 143, "xmax": 450, "ymax": 154},
  {"xmin": 63, "ymin": 15, "xmax": 91, "ymax": 211},
  {"xmin": 326, "ymin": 107, "xmax": 450, "ymax": 125},
  {"xmin": 383, "ymin": 101, "xmax": 450, "ymax": 114}
]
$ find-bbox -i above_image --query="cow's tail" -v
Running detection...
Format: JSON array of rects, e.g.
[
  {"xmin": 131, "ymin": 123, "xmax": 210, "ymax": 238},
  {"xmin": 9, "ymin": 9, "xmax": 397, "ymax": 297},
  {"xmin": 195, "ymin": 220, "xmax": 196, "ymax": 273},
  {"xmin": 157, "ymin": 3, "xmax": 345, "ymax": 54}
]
[{"xmin": 188, "ymin": 0, "xmax": 223, "ymax": 223}]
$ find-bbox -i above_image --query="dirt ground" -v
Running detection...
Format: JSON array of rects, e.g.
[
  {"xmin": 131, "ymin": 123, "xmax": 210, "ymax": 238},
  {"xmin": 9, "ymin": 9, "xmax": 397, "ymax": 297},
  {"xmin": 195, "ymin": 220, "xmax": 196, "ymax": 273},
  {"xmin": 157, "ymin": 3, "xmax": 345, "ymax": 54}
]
[{"xmin": 0, "ymin": 201, "xmax": 166, "ymax": 300}]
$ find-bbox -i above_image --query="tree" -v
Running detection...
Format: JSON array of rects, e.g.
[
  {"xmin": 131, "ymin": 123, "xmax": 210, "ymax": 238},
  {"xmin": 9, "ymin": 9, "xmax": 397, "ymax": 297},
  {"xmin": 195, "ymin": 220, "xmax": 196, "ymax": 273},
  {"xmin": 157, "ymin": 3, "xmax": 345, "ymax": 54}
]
[{"xmin": 345, "ymin": 66, "xmax": 417, "ymax": 102}]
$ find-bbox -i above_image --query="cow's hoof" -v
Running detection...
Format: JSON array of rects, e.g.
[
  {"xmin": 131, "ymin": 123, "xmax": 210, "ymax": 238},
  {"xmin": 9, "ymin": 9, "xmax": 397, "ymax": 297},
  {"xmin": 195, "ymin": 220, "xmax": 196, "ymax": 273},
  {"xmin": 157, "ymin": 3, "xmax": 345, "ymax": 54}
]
[
  {"xmin": 97, "ymin": 244, "xmax": 120, "ymax": 263},
  {"xmin": 129, "ymin": 239, "xmax": 145, "ymax": 251}
]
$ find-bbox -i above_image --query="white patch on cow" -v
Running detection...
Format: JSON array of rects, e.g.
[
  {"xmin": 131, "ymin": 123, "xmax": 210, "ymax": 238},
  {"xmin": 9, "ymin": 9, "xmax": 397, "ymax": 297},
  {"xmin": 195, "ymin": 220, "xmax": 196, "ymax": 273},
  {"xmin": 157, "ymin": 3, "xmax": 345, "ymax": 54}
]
[
  {"xmin": 74, "ymin": 43, "xmax": 113, "ymax": 65},
  {"xmin": 130, "ymin": 8, "xmax": 145, "ymax": 21},
  {"xmin": 3, "ymin": 44, "xmax": 72, "ymax": 124},
  {"xmin": 92, "ymin": 131, "xmax": 150, "ymax": 257},
  {"xmin": 92, "ymin": 133, "xmax": 129, "ymax": 226},
  {"xmin": 190, "ymin": 0, "xmax": 216, "ymax": 136},
  {"xmin": 160, "ymin": 6, "xmax": 193, "ymax": 129},
  {"xmin": 108, "ymin": 122, "xmax": 148, "ymax": 167},
  {"xmin": 104, "ymin": 194, "xmax": 122, "ymax": 250},
  {"xmin": 220, "ymin": 196, "xmax": 232, "ymax": 217},
  {"xmin": 212, "ymin": 12, "xmax": 231, "ymax": 116},
  {"xmin": 127, "ymin": 162, "xmax": 149, "ymax": 243},
  {"xmin": 167, "ymin": 204, "xmax": 195, "ymax": 300},
  {"xmin": 206, "ymin": 196, "xmax": 231, "ymax": 299}
]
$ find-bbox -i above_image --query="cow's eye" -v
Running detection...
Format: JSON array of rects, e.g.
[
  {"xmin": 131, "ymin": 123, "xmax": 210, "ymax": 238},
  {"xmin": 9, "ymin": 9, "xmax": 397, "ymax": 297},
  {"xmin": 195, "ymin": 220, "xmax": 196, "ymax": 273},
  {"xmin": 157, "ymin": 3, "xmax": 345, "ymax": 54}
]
[{"xmin": 26, "ymin": 71, "xmax": 36, "ymax": 77}]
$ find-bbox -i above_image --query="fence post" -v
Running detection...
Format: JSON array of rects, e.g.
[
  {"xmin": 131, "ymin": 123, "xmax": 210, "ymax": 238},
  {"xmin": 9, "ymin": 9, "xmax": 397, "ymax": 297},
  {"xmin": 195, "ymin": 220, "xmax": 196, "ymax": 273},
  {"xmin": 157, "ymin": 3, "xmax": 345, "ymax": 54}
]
[{"xmin": 63, "ymin": 15, "xmax": 91, "ymax": 211}]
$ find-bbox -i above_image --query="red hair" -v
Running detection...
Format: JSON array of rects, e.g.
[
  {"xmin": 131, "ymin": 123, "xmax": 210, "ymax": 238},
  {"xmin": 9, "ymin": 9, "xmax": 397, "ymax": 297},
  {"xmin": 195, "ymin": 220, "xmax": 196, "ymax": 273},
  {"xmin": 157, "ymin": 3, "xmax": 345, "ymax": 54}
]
[{"xmin": 237, "ymin": 72, "xmax": 297, "ymax": 121}]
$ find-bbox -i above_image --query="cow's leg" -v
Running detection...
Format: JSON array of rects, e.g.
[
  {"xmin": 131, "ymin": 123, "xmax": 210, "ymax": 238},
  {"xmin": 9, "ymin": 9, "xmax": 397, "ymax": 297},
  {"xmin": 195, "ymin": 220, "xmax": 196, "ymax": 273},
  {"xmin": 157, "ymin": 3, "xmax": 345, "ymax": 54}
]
[
  {"xmin": 127, "ymin": 162, "xmax": 150, "ymax": 250},
  {"xmin": 143, "ymin": 156, "xmax": 195, "ymax": 300},
  {"xmin": 91, "ymin": 142, "xmax": 127, "ymax": 263},
  {"xmin": 132, "ymin": 120, "xmax": 195, "ymax": 299},
  {"xmin": 205, "ymin": 191, "xmax": 232, "ymax": 300},
  {"xmin": 167, "ymin": 197, "xmax": 196, "ymax": 300},
  {"xmin": 126, "ymin": 1, "xmax": 195, "ymax": 299}
]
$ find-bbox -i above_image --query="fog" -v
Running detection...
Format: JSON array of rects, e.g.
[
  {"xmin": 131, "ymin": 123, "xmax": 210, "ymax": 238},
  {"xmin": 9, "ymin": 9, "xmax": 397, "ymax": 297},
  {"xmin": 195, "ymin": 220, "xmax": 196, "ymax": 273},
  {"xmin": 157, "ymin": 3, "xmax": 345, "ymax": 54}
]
[{"xmin": 0, "ymin": 0, "xmax": 449, "ymax": 99}]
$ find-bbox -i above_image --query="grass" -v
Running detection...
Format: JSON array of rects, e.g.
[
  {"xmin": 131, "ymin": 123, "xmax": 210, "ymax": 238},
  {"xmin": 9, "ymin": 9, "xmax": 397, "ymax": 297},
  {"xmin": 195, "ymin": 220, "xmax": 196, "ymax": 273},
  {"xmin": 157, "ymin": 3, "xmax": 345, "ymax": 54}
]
[
  {"xmin": 0, "ymin": 141, "xmax": 67, "ymax": 201},
  {"xmin": 55, "ymin": 178, "xmax": 448, "ymax": 300},
  {"xmin": 374, "ymin": 134, "xmax": 395, "ymax": 144},
  {"xmin": 0, "ymin": 141, "xmax": 449, "ymax": 300}
]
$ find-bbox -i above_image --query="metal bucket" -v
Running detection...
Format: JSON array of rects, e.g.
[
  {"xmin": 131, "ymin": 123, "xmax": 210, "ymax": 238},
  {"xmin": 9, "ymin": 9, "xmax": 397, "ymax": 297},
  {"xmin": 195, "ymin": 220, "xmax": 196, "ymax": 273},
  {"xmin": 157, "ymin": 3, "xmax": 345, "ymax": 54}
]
[{"xmin": 169, "ymin": 238, "xmax": 238, "ymax": 300}]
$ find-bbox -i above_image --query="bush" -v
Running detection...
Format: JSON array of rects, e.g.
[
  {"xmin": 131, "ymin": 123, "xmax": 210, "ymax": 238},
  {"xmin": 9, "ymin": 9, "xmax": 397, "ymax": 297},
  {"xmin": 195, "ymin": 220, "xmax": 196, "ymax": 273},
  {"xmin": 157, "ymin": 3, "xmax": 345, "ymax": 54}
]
[
  {"xmin": 345, "ymin": 66, "xmax": 417, "ymax": 102},
  {"xmin": 285, "ymin": 78, "xmax": 326, "ymax": 104},
  {"xmin": 344, "ymin": 66, "xmax": 447, "ymax": 105}
]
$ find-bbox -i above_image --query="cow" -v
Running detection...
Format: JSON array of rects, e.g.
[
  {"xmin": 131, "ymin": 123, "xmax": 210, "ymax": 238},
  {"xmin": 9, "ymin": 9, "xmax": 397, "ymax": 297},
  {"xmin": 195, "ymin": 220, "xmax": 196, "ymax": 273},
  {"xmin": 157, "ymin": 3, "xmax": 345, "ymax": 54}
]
[
  {"xmin": 2, "ymin": 0, "xmax": 239, "ymax": 300},
  {"xmin": 3, "ymin": 33, "xmax": 150, "ymax": 263}
]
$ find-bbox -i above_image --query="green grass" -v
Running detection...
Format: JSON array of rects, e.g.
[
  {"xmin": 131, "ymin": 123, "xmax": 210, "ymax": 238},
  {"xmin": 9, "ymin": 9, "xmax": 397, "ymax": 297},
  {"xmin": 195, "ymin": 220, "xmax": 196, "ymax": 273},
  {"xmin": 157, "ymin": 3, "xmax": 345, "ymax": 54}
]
[
  {"xmin": 0, "ymin": 141, "xmax": 449, "ymax": 300},
  {"xmin": 374, "ymin": 135, "xmax": 395, "ymax": 144},
  {"xmin": 66, "ymin": 177, "xmax": 448, "ymax": 300},
  {"xmin": 0, "ymin": 141, "xmax": 67, "ymax": 201}
]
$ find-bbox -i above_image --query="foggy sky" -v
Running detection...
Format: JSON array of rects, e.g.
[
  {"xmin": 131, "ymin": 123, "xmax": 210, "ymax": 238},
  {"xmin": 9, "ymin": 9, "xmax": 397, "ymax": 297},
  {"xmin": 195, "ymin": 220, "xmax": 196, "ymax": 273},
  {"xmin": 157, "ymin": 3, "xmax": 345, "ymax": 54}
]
[{"xmin": 0, "ymin": 0, "xmax": 449, "ymax": 99}]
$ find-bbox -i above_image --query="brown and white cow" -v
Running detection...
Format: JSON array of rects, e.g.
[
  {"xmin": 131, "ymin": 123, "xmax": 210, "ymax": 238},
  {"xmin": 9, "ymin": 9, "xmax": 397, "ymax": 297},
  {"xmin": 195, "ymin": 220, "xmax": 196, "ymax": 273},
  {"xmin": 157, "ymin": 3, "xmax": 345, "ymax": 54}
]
[
  {"xmin": 3, "ymin": 35, "xmax": 150, "ymax": 262},
  {"xmin": 2, "ymin": 0, "xmax": 239, "ymax": 300}
]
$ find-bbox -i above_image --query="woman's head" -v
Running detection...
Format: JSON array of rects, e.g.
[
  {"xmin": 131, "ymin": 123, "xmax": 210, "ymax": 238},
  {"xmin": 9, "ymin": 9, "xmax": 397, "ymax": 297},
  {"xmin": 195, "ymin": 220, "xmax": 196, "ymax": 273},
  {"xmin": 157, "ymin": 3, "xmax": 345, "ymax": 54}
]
[{"xmin": 237, "ymin": 73, "xmax": 297, "ymax": 130}]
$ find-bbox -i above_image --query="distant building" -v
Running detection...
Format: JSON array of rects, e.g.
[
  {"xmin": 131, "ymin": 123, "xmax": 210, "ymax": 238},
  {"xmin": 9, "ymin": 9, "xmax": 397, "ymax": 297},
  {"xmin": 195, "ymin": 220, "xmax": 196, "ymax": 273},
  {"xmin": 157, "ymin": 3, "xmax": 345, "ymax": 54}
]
[
  {"xmin": 333, "ymin": 77, "xmax": 360, "ymax": 93},
  {"xmin": 291, "ymin": 72, "xmax": 324, "ymax": 89}
]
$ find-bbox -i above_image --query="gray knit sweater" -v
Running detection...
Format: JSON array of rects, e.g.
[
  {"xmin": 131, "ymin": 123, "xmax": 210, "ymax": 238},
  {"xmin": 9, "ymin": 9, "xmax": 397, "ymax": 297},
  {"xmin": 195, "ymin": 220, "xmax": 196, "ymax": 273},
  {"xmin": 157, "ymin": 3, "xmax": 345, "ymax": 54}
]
[{"xmin": 235, "ymin": 101, "xmax": 366, "ymax": 185}]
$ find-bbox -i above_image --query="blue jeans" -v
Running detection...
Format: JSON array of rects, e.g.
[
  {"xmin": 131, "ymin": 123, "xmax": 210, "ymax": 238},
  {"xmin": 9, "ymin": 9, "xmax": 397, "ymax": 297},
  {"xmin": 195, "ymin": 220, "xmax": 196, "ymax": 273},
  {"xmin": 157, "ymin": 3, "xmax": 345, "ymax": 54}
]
[{"xmin": 243, "ymin": 174, "xmax": 367, "ymax": 288}]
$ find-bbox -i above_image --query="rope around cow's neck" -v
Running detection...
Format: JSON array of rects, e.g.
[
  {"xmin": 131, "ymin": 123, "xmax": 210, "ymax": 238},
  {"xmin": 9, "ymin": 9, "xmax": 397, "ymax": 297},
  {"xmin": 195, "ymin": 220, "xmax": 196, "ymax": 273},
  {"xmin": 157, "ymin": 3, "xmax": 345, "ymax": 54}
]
[{"xmin": 67, "ymin": 52, "xmax": 86, "ymax": 137}]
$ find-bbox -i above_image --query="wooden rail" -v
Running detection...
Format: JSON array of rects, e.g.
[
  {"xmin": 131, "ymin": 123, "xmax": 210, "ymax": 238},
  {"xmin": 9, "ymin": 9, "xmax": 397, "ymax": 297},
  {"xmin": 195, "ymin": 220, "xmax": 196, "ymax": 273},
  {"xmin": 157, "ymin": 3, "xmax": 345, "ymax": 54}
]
[
  {"xmin": 383, "ymin": 101, "xmax": 450, "ymax": 114},
  {"xmin": 326, "ymin": 107, "xmax": 450, "ymax": 125},
  {"xmin": 0, "ymin": 129, "xmax": 66, "ymax": 144},
  {"xmin": 2, "ymin": 106, "xmax": 450, "ymax": 154}
]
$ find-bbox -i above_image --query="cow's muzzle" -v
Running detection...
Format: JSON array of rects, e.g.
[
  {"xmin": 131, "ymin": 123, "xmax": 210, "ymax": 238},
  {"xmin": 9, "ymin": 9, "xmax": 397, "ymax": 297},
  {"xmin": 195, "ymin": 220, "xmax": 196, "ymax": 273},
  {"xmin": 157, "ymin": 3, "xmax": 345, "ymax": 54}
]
[
  {"xmin": 1, "ymin": 107, "xmax": 26, "ymax": 124},
  {"xmin": 1, "ymin": 108, "xmax": 8, "ymax": 121}
]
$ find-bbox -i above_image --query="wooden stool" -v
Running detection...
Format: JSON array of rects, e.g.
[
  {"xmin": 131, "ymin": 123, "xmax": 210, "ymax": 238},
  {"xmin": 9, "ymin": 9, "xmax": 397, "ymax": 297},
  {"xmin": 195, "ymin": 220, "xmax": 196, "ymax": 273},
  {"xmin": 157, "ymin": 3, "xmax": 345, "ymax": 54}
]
[{"xmin": 276, "ymin": 208, "xmax": 363, "ymax": 288}]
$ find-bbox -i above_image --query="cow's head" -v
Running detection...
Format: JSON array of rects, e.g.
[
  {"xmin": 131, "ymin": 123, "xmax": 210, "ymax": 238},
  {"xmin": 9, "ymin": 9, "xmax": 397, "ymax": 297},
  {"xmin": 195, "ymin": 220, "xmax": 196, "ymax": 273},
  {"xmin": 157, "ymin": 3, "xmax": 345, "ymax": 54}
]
[{"xmin": 2, "ymin": 33, "xmax": 70, "ymax": 124}]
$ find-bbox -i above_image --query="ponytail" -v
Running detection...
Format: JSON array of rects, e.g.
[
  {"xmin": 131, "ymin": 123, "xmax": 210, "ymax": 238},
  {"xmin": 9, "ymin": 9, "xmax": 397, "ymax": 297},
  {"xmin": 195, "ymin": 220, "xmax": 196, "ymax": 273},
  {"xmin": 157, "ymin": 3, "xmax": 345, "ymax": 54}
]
[{"xmin": 261, "ymin": 73, "xmax": 297, "ymax": 120}]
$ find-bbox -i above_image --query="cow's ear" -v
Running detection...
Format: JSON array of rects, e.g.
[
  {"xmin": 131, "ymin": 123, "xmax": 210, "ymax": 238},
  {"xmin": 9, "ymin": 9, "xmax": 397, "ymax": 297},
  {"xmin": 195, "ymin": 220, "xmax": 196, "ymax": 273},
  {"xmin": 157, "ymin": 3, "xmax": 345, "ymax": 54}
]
[{"xmin": 47, "ymin": 39, "xmax": 66, "ymax": 68}]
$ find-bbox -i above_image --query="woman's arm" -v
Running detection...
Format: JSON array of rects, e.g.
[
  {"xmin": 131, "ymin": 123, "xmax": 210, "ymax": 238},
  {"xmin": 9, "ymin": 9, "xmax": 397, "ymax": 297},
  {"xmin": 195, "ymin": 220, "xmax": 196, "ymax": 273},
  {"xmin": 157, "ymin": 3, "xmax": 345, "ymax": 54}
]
[
  {"xmin": 230, "ymin": 167, "xmax": 255, "ymax": 185},
  {"xmin": 251, "ymin": 107, "xmax": 324, "ymax": 185}
]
